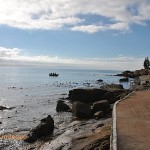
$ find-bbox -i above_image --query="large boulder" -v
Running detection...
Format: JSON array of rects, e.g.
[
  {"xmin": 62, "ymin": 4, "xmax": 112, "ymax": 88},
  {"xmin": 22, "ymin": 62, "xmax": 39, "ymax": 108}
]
[
  {"xmin": 69, "ymin": 89, "xmax": 107, "ymax": 103},
  {"xmin": 24, "ymin": 115, "xmax": 54, "ymax": 143},
  {"xmin": 100, "ymin": 89, "xmax": 130, "ymax": 104},
  {"xmin": 92, "ymin": 100, "xmax": 111, "ymax": 115},
  {"xmin": 72, "ymin": 101, "xmax": 92, "ymax": 119},
  {"xmin": 56, "ymin": 100, "xmax": 71, "ymax": 112},
  {"xmin": 100, "ymin": 91, "xmax": 119, "ymax": 104}
]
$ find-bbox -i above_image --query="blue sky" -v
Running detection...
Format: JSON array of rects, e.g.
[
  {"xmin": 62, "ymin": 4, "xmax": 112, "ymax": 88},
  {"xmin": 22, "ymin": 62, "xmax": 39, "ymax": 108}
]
[{"xmin": 0, "ymin": 0, "xmax": 150, "ymax": 70}]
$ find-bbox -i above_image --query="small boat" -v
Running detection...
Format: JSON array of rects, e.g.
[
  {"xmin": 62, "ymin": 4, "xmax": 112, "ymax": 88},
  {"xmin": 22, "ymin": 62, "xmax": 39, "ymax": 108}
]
[
  {"xmin": 49, "ymin": 73, "xmax": 59, "ymax": 77},
  {"xmin": 97, "ymin": 79, "xmax": 103, "ymax": 82}
]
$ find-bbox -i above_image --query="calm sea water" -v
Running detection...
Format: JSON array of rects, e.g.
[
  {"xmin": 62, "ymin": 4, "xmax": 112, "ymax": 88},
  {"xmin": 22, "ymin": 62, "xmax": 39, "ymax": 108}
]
[{"xmin": 0, "ymin": 67, "xmax": 129, "ymax": 136}]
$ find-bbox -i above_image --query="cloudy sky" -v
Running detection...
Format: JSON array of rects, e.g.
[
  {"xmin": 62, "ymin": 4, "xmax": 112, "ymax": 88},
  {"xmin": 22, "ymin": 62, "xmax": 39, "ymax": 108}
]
[{"xmin": 0, "ymin": 0, "xmax": 150, "ymax": 70}]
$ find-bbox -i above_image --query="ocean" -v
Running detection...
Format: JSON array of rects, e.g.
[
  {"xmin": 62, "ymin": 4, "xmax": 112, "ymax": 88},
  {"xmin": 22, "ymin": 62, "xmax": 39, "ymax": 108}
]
[{"xmin": 0, "ymin": 67, "xmax": 129, "ymax": 142}]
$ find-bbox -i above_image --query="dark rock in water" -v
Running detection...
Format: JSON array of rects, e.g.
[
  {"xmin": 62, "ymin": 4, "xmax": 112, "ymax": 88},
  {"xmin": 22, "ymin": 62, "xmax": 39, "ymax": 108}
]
[
  {"xmin": 101, "ymin": 84, "xmax": 124, "ymax": 90},
  {"xmin": 0, "ymin": 121, "xmax": 2, "ymax": 124},
  {"xmin": 115, "ymin": 73, "xmax": 124, "ymax": 76},
  {"xmin": 0, "ymin": 106, "xmax": 15, "ymax": 110},
  {"xmin": 119, "ymin": 78, "xmax": 129, "ymax": 82},
  {"xmin": 56, "ymin": 100, "xmax": 71, "ymax": 112},
  {"xmin": 117, "ymin": 70, "xmax": 135, "ymax": 78},
  {"xmin": 69, "ymin": 89, "xmax": 107, "ymax": 104},
  {"xmin": 94, "ymin": 111, "xmax": 104, "ymax": 120},
  {"xmin": 72, "ymin": 101, "xmax": 92, "ymax": 119},
  {"xmin": 92, "ymin": 100, "xmax": 111, "ymax": 115},
  {"xmin": 0, "ymin": 106, "xmax": 8, "ymax": 110},
  {"xmin": 24, "ymin": 115, "xmax": 54, "ymax": 143}
]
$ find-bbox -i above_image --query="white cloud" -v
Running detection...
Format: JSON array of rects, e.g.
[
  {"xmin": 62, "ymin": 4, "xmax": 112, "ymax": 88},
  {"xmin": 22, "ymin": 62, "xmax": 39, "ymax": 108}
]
[
  {"xmin": 0, "ymin": 47, "xmax": 144, "ymax": 70},
  {"xmin": 0, "ymin": 47, "xmax": 21, "ymax": 58},
  {"xmin": 71, "ymin": 22, "xmax": 130, "ymax": 33},
  {"xmin": 109, "ymin": 22, "xmax": 129, "ymax": 31},
  {"xmin": 0, "ymin": 0, "xmax": 150, "ymax": 33},
  {"xmin": 71, "ymin": 25, "xmax": 105, "ymax": 34}
]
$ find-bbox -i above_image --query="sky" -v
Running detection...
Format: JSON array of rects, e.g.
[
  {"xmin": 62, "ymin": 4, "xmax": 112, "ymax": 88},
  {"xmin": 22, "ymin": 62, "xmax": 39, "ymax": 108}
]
[{"xmin": 0, "ymin": 0, "xmax": 150, "ymax": 70}]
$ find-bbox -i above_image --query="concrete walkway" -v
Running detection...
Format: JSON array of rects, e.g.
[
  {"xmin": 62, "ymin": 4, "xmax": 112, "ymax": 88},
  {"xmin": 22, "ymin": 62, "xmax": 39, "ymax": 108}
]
[{"xmin": 116, "ymin": 90, "xmax": 150, "ymax": 150}]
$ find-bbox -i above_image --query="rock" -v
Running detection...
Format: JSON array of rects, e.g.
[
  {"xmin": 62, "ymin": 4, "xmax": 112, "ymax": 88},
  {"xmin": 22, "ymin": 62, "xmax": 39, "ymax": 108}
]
[
  {"xmin": 0, "ymin": 121, "xmax": 2, "ymax": 124},
  {"xmin": 82, "ymin": 135, "xmax": 110, "ymax": 150},
  {"xmin": 101, "ymin": 84, "xmax": 124, "ymax": 90},
  {"xmin": 100, "ymin": 91, "xmax": 118, "ymax": 104},
  {"xmin": 0, "ymin": 106, "xmax": 8, "ymax": 110},
  {"xmin": 94, "ymin": 111, "xmax": 104, "ymax": 120},
  {"xmin": 96, "ymin": 123, "xmax": 104, "ymax": 128},
  {"xmin": 122, "ymin": 70, "xmax": 135, "ymax": 78},
  {"xmin": 72, "ymin": 101, "xmax": 92, "ymax": 119},
  {"xmin": 0, "ymin": 106, "xmax": 14, "ymax": 110},
  {"xmin": 69, "ymin": 88, "xmax": 129, "ymax": 105},
  {"xmin": 116, "ymin": 71, "xmax": 134, "ymax": 78},
  {"xmin": 115, "ymin": 73, "xmax": 124, "ymax": 76},
  {"xmin": 100, "ymin": 89, "xmax": 130, "ymax": 104},
  {"xmin": 116, "ymin": 69, "xmax": 150, "ymax": 78},
  {"xmin": 24, "ymin": 115, "xmax": 54, "ymax": 143},
  {"xmin": 145, "ymin": 80, "xmax": 150, "ymax": 84},
  {"xmin": 99, "ymin": 139, "xmax": 110, "ymax": 150},
  {"xmin": 69, "ymin": 89, "xmax": 107, "ymax": 103},
  {"xmin": 119, "ymin": 78, "xmax": 129, "ymax": 82},
  {"xmin": 56, "ymin": 100, "xmax": 71, "ymax": 112},
  {"xmin": 92, "ymin": 100, "xmax": 111, "ymax": 115}
]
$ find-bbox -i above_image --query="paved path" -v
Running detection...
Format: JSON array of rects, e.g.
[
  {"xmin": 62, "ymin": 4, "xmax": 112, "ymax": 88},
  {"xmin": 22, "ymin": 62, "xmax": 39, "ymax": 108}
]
[{"xmin": 116, "ymin": 90, "xmax": 150, "ymax": 150}]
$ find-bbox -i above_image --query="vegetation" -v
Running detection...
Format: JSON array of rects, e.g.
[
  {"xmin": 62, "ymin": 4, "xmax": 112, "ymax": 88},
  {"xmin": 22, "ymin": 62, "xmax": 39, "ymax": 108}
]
[{"xmin": 144, "ymin": 57, "xmax": 150, "ymax": 69}]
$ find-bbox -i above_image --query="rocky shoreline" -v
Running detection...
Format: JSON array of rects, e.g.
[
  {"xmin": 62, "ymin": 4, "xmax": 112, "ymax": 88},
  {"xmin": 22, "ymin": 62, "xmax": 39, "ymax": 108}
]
[
  {"xmin": 1, "ymin": 68, "xmax": 149, "ymax": 150},
  {"xmin": 116, "ymin": 68, "xmax": 150, "ymax": 90},
  {"xmin": 20, "ymin": 83, "xmax": 131, "ymax": 150},
  {"xmin": 28, "ymin": 69, "xmax": 149, "ymax": 149},
  {"xmin": 115, "ymin": 68, "xmax": 150, "ymax": 78},
  {"xmin": 0, "ymin": 85, "xmax": 131, "ymax": 149}
]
